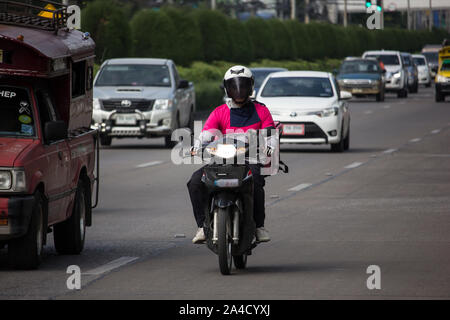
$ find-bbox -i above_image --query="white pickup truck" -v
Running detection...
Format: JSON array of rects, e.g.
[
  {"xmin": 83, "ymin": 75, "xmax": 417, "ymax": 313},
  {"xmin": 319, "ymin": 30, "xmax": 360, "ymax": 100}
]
[{"xmin": 92, "ymin": 58, "xmax": 195, "ymax": 147}]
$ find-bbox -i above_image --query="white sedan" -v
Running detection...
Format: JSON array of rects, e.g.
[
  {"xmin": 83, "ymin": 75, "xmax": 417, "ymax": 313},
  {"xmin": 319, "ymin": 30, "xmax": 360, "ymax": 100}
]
[{"xmin": 256, "ymin": 71, "xmax": 351, "ymax": 152}]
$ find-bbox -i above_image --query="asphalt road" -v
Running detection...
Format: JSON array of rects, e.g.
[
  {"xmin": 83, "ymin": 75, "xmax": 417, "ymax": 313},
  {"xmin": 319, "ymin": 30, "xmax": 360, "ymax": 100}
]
[{"xmin": 1, "ymin": 86, "xmax": 449, "ymax": 300}]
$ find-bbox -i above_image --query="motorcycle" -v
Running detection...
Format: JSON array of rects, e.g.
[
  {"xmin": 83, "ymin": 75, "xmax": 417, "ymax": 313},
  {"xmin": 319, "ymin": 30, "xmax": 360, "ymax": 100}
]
[{"xmin": 192, "ymin": 130, "xmax": 283, "ymax": 275}]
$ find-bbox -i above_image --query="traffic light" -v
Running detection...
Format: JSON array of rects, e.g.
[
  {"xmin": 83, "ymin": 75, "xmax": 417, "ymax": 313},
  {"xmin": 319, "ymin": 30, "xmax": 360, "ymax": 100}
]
[{"xmin": 365, "ymin": 0, "xmax": 372, "ymax": 8}]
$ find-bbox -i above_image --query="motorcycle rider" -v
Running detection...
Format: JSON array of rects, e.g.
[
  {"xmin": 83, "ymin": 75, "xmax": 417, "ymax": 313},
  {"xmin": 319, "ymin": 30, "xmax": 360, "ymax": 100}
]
[{"xmin": 188, "ymin": 66, "xmax": 276, "ymax": 244}]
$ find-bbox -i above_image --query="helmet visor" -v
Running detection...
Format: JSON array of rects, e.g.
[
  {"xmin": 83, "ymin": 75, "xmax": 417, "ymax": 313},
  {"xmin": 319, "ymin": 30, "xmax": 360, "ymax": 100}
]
[{"xmin": 225, "ymin": 77, "xmax": 253, "ymax": 103}]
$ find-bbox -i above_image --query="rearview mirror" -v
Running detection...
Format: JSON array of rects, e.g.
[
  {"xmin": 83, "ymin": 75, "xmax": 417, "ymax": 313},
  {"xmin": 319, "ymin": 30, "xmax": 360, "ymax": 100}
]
[
  {"xmin": 44, "ymin": 121, "xmax": 68, "ymax": 143},
  {"xmin": 178, "ymin": 80, "xmax": 190, "ymax": 89},
  {"xmin": 340, "ymin": 91, "xmax": 352, "ymax": 100}
]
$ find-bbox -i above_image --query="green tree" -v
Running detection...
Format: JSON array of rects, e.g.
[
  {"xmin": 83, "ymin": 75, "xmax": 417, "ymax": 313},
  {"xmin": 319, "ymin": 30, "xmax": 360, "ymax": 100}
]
[
  {"xmin": 163, "ymin": 7, "xmax": 204, "ymax": 66},
  {"xmin": 130, "ymin": 10, "xmax": 178, "ymax": 59},
  {"xmin": 192, "ymin": 9, "xmax": 231, "ymax": 62},
  {"xmin": 81, "ymin": 0, "xmax": 131, "ymax": 63},
  {"xmin": 245, "ymin": 18, "xmax": 275, "ymax": 60},
  {"xmin": 267, "ymin": 19, "xmax": 296, "ymax": 60},
  {"xmin": 226, "ymin": 19, "xmax": 254, "ymax": 64}
]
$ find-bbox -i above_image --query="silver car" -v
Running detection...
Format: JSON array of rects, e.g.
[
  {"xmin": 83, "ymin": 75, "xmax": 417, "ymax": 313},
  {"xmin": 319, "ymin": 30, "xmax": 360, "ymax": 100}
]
[{"xmin": 92, "ymin": 58, "xmax": 195, "ymax": 147}]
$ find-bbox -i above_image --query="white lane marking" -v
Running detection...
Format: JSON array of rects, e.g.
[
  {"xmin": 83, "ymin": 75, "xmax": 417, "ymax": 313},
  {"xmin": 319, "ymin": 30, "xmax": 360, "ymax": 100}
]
[
  {"xmin": 83, "ymin": 257, "xmax": 139, "ymax": 276},
  {"xmin": 288, "ymin": 183, "xmax": 312, "ymax": 192},
  {"xmin": 383, "ymin": 148, "xmax": 397, "ymax": 154},
  {"xmin": 431, "ymin": 129, "xmax": 441, "ymax": 134},
  {"xmin": 345, "ymin": 162, "xmax": 363, "ymax": 169},
  {"xmin": 383, "ymin": 105, "xmax": 391, "ymax": 109},
  {"xmin": 136, "ymin": 160, "xmax": 164, "ymax": 168},
  {"xmin": 364, "ymin": 111, "xmax": 373, "ymax": 115},
  {"xmin": 410, "ymin": 138, "xmax": 421, "ymax": 143}
]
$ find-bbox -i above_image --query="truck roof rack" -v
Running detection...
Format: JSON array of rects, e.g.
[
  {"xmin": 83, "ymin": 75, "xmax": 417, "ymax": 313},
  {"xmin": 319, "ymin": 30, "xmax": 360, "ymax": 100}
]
[{"xmin": 0, "ymin": 0, "xmax": 68, "ymax": 32}]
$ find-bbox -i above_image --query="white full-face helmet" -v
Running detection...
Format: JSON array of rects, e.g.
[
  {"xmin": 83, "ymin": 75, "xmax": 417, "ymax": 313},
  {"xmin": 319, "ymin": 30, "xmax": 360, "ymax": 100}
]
[{"xmin": 223, "ymin": 65, "xmax": 254, "ymax": 104}]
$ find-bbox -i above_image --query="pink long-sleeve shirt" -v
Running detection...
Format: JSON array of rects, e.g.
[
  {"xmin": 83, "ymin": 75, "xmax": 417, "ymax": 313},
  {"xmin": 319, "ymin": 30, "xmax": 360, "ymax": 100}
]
[{"xmin": 202, "ymin": 102, "xmax": 275, "ymax": 134}]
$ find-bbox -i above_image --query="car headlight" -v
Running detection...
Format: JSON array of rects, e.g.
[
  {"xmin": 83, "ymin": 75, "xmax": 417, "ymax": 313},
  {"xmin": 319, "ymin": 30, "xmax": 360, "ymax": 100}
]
[
  {"xmin": 436, "ymin": 75, "xmax": 447, "ymax": 83},
  {"xmin": 393, "ymin": 72, "xmax": 402, "ymax": 79},
  {"xmin": 310, "ymin": 107, "xmax": 339, "ymax": 118},
  {"xmin": 0, "ymin": 171, "xmax": 12, "ymax": 190},
  {"xmin": 93, "ymin": 98, "xmax": 101, "ymax": 110},
  {"xmin": 0, "ymin": 169, "xmax": 26, "ymax": 192},
  {"xmin": 154, "ymin": 99, "xmax": 173, "ymax": 110}
]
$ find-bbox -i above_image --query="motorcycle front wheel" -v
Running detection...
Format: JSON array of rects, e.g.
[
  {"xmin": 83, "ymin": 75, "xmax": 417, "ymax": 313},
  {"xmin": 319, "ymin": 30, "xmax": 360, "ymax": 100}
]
[{"xmin": 218, "ymin": 207, "xmax": 233, "ymax": 275}]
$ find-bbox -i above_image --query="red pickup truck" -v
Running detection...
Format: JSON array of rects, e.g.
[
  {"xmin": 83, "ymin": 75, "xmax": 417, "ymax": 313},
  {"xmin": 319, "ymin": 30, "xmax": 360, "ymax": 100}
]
[{"xmin": 0, "ymin": 2, "xmax": 98, "ymax": 269}]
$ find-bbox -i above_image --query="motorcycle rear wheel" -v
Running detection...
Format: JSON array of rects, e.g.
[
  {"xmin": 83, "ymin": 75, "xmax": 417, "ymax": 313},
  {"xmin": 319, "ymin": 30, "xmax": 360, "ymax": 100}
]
[{"xmin": 218, "ymin": 207, "xmax": 233, "ymax": 275}]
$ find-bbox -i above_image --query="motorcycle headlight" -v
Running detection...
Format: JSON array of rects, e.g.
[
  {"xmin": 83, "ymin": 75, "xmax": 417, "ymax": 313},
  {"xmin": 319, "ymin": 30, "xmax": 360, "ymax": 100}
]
[
  {"xmin": 436, "ymin": 75, "xmax": 447, "ymax": 83},
  {"xmin": 154, "ymin": 99, "xmax": 173, "ymax": 110},
  {"xmin": 0, "ymin": 169, "xmax": 26, "ymax": 192},
  {"xmin": 93, "ymin": 98, "xmax": 101, "ymax": 110},
  {"xmin": 207, "ymin": 144, "xmax": 237, "ymax": 159},
  {"xmin": 0, "ymin": 171, "xmax": 12, "ymax": 190}
]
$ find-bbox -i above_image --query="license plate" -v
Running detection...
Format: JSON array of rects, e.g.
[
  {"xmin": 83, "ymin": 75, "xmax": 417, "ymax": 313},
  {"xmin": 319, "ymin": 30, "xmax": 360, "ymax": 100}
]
[
  {"xmin": 283, "ymin": 124, "xmax": 305, "ymax": 135},
  {"xmin": 352, "ymin": 88, "xmax": 363, "ymax": 93},
  {"xmin": 0, "ymin": 50, "xmax": 3, "ymax": 63},
  {"xmin": 115, "ymin": 115, "xmax": 136, "ymax": 125}
]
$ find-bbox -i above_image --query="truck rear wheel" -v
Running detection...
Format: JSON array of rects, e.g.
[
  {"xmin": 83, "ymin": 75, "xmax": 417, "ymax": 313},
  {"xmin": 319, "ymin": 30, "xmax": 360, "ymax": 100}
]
[
  {"xmin": 8, "ymin": 191, "xmax": 45, "ymax": 270},
  {"xmin": 54, "ymin": 181, "xmax": 87, "ymax": 255}
]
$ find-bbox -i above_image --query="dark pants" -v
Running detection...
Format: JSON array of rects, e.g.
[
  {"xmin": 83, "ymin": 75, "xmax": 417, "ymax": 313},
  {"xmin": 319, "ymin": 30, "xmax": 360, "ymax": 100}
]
[{"xmin": 187, "ymin": 165, "xmax": 266, "ymax": 228}]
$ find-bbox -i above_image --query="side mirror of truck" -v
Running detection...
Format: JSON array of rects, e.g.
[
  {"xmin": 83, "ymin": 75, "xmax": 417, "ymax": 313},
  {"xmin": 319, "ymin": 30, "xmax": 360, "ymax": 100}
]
[
  {"xmin": 178, "ymin": 80, "xmax": 190, "ymax": 89},
  {"xmin": 44, "ymin": 121, "xmax": 68, "ymax": 143}
]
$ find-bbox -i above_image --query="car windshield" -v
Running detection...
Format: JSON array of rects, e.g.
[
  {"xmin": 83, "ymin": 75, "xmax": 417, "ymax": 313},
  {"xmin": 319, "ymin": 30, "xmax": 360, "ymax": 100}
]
[
  {"xmin": 340, "ymin": 60, "xmax": 380, "ymax": 74},
  {"xmin": 261, "ymin": 77, "xmax": 334, "ymax": 98},
  {"xmin": 441, "ymin": 62, "xmax": 450, "ymax": 71},
  {"xmin": 366, "ymin": 54, "xmax": 400, "ymax": 65},
  {"xmin": 413, "ymin": 57, "xmax": 426, "ymax": 66},
  {"xmin": 0, "ymin": 86, "xmax": 35, "ymax": 138},
  {"xmin": 423, "ymin": 52, "xmax": 438, "ymax": 63},
  {"xmin": 95, "ymin": 64, "xmax": 171, "ymax": 87}
]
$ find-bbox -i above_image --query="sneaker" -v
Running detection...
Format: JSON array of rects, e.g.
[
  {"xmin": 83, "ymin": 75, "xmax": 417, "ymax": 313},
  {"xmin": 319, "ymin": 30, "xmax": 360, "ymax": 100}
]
[
  {"xmin": 192, "ymin": 228, "xmax": 206, "ymax": 244},
  {"xmin": 256, "ymin": 227, "xmax": 270, "ymax": 242}
]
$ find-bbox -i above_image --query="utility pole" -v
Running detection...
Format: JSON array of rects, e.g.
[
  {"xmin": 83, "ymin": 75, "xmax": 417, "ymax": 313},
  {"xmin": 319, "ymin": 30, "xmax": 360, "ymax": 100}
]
[
  {"xmin": 305, "ymin": 0, "xmax": 310, "ymax": 24},
  {"xmin": 407, "ymin": 0, "xmax": 411, "ymax": 30},
  {"xmin": 290, "ymin": 0, "xmax": 296, "ymax": 20},
  {"xmin": 429, "ymin": 0, "xmax": 433, "ymax": 31},
  {"xmin": 380, "ymin": 0, "xmax": 384, "ymax": 29},
  {"xmin": 211, "ymin": 0, "xmax": 216, "ymax": 10},
  {"xmin": 343, "ymin": 0, "xmax": 347, "ymax": 27}
]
